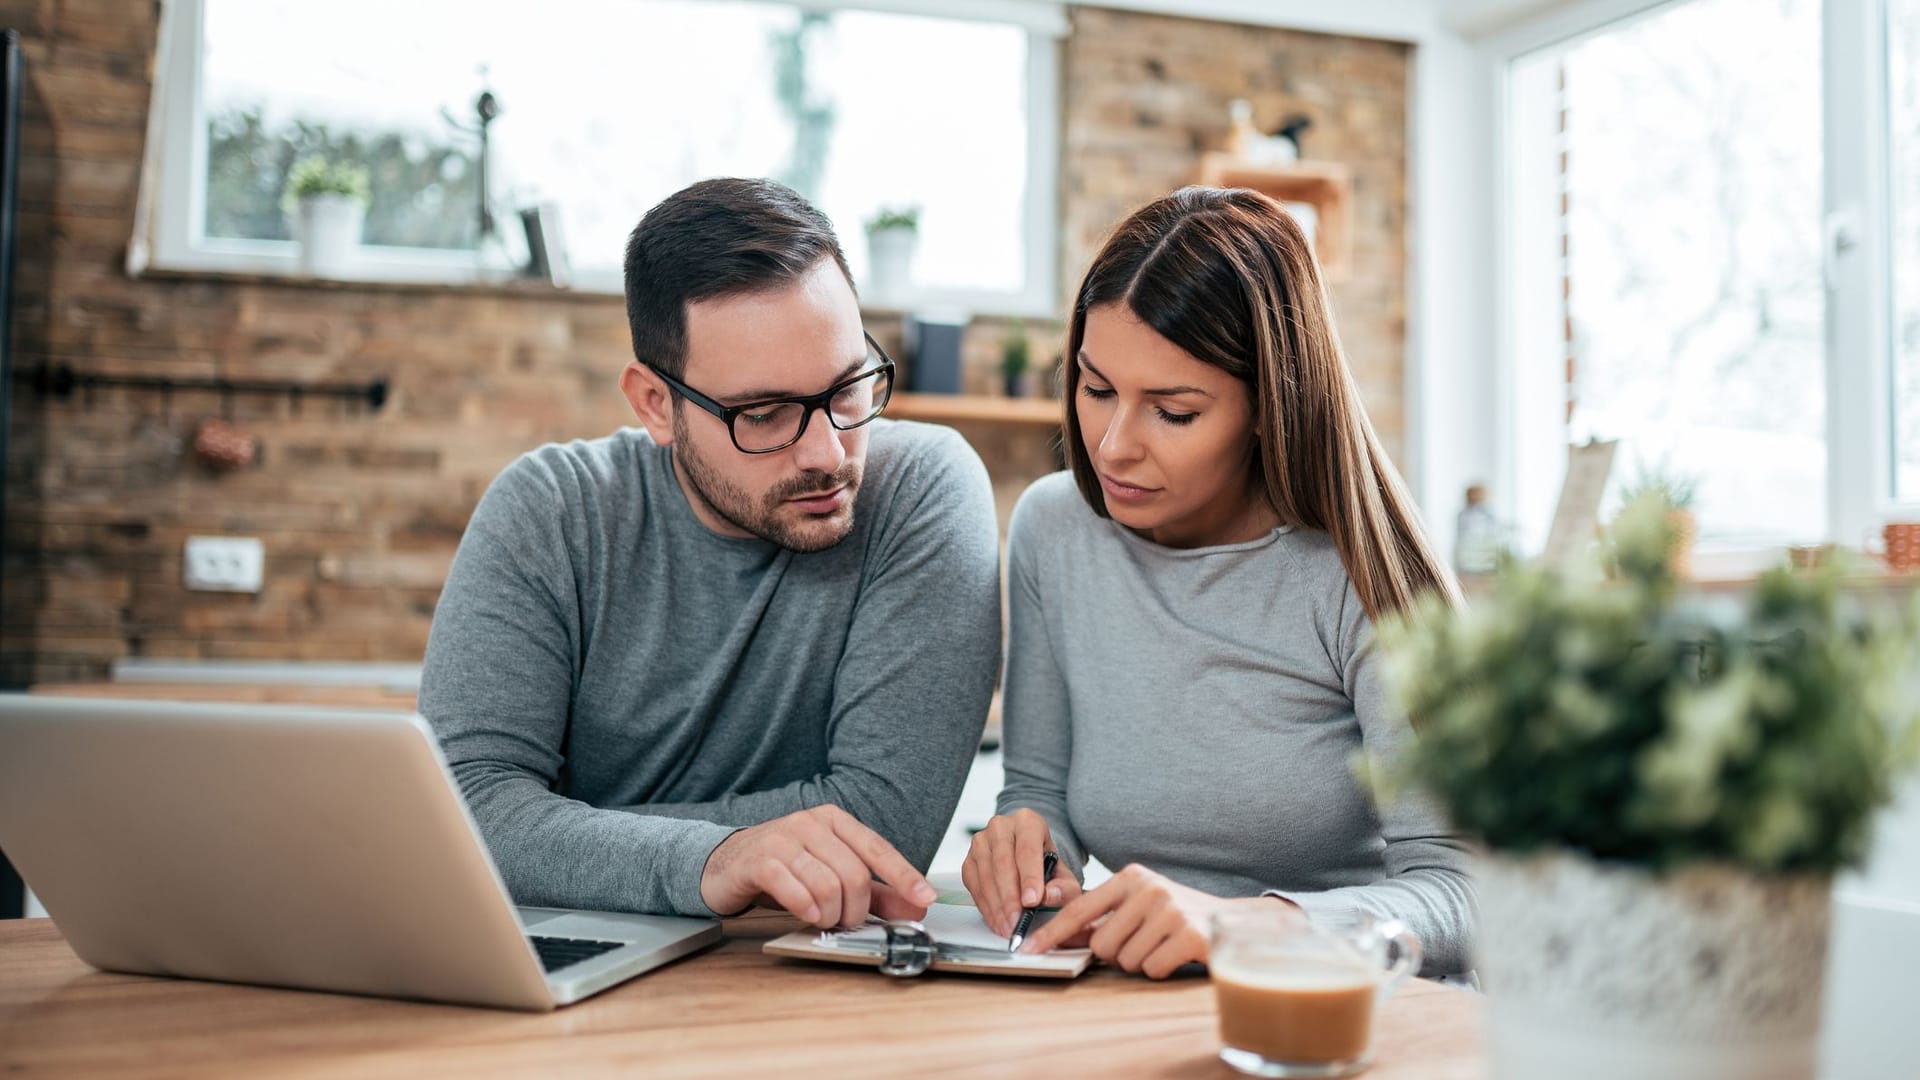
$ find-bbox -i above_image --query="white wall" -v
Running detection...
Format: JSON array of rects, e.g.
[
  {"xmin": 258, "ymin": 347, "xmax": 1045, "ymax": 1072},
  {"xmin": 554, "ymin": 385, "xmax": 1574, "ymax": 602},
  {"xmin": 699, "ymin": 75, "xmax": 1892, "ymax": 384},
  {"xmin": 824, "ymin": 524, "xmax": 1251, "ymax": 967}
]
[
  {"xmin": 1821, "ymin": 779, "xmax": 1920, "ymax": 1080},
  {"xmin": 1406, "ymin": 32, "xmax": 1499, "ymax": 561}
]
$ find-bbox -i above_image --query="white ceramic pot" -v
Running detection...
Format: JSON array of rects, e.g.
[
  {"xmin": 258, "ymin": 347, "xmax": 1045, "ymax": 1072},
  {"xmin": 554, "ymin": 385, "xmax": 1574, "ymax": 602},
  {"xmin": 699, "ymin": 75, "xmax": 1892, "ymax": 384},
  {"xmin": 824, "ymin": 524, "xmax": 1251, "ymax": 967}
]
[
  {"xmin": 1476, "ymin": 850, "xmax": 1832, "ymax": 1080},
  {"xmin": 295, "ymin": 193, "xmax": 366, "ymax": 277},
  {"xmin": 865, "ymin": 226, "xmax": 916, "ymax": 304}
]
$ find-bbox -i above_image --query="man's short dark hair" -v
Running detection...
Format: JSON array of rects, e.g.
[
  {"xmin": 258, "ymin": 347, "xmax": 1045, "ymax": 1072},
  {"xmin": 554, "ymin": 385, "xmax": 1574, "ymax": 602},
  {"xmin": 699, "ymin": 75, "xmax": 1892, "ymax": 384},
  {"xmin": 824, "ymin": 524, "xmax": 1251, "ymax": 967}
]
[{"xmin": 623, "ymin": 178, "xmax": 854, "ymax": 379}]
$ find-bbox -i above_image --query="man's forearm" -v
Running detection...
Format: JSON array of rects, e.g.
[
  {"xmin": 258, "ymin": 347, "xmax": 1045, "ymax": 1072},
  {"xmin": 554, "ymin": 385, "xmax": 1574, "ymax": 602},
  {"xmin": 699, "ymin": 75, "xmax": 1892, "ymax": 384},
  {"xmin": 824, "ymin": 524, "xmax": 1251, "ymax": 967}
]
[
  {"xmin": 458, "ymin": 763, "xmax": 739, "ymax": 917},
  {"xmin": 613, "ymin": 763, "xmax": 963, "ymax": 871}
]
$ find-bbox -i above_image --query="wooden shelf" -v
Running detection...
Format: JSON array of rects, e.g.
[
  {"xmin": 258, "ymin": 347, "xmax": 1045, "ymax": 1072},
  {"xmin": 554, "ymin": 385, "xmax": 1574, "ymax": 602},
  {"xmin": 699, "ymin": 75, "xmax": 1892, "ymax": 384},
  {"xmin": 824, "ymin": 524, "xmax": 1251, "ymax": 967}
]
[
  {"xmin": 1197, "ymin": 153, "xmax": 1353, "ymax": 281},
  {"xmin": 888, "ymin": 392, "xmax": 1062, "ymax": 429}
]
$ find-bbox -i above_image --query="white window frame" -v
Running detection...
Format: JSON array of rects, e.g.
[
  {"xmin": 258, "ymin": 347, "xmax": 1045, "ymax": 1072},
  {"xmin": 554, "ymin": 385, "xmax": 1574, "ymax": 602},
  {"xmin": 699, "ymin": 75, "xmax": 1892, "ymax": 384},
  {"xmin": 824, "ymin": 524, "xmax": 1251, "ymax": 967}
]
[
  {"xmin": 1825, "ymin": 0, "xmax": 1918, "ymax": 538},
  {"xmin": 132, "ymin": 0, "xmax": 1065, "ymax": 317},
  {"xmin": 1478, "ymin": 0, "xmax": 1920, "ymax": 562}
]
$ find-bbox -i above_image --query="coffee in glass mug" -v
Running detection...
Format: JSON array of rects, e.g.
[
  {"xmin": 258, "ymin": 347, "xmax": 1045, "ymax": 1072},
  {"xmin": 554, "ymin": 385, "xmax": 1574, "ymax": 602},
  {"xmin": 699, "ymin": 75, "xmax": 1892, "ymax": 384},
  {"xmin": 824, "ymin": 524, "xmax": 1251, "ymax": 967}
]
[{"xmin": 1209, "ymin": 908, "xmax": 1420, "ymax": 1078}]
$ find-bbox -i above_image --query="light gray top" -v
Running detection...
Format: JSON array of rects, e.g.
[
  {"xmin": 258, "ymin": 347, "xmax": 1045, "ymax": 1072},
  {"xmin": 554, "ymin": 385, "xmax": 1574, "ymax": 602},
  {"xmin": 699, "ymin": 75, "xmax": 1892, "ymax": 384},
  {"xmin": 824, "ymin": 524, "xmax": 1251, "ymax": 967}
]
[
  {"xmin": 996, "ymin": 472, "xmax": 1474, "ymax": 974},
  {"xmin": 420, "ymin": 421, "xmax": 1002, "ymax": 918}
]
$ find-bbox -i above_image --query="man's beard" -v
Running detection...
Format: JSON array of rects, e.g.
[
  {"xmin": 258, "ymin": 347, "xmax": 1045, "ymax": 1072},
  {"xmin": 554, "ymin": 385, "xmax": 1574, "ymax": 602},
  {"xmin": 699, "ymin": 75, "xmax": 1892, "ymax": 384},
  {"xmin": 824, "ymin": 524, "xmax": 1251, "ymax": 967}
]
[{"xmin": 673, "ymin": 411, "xmax": 862, "ymax": 553}]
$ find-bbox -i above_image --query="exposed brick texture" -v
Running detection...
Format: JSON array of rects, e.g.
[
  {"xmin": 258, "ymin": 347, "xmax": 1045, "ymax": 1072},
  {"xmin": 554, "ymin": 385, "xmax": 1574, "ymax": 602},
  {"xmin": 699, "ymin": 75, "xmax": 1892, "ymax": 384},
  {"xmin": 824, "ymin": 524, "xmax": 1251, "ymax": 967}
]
[{"xmin": 0, "ymin": 3, "xmax": 1407, "ymax": 684}]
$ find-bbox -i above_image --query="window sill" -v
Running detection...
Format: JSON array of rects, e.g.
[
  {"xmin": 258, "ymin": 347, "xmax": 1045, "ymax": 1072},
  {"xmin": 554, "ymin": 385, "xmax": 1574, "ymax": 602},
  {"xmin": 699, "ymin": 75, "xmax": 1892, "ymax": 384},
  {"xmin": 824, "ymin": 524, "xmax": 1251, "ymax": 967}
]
[
  {"xmin": 133, "ymin": 264, "xmax": 620, "ymax": 303},
  {"xmin": 130, "ymin": 265, "xmax": 1063, "ymax": 321},
  {"xmin": 1682, "ymin": 567, "xmax": 1919, "ymax": 592}
]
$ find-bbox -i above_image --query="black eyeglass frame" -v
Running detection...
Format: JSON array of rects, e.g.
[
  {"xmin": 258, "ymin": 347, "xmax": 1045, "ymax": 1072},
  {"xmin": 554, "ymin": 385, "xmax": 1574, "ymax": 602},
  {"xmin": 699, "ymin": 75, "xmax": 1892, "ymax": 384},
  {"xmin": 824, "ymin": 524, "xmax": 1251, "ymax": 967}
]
[{"xmin": 646, "ymin": 332, "xmax": 897, "ymax": 455}]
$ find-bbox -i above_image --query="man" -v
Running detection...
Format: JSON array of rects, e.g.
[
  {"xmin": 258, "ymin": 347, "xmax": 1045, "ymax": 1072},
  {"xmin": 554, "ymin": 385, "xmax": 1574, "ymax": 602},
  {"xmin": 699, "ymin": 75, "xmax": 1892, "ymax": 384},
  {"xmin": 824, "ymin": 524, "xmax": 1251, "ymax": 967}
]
[{"xmin": 420, "ymin": 178, "xmax": 1001, "ymax": 928}]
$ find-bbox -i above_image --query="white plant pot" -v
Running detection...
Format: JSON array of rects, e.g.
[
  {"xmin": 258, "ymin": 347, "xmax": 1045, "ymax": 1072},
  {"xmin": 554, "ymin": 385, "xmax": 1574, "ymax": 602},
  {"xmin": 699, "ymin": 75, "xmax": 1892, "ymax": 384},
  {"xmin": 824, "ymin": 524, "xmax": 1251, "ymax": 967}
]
[
  {"xmin": 295, "ymin": 194, "xmax": 365, "ymax": 277},
  {"xmin": 865, "ymin": 226, "xmax": 916, "ymax": 304},
  {"xmin": 1476, "ymin": 850, "xmax": 1832, "ymax": 1080}
]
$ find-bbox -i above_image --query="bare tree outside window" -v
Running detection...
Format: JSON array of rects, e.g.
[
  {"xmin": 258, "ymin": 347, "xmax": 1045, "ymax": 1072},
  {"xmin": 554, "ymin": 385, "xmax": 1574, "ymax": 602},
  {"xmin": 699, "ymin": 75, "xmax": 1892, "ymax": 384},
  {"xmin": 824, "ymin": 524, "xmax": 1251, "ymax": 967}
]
[
  {"xmin": 205, "ymin": 108, "xmax": 482, "ymax": 250},
  {"xmin": 770, "ymin": 11, "xmax": 836, "ymax": 202},
  {"xmin": 1560, "ymin": 0, "xmax": 1824, "ymax": 546},
  {"xmin": 199, "ymin": 0, "xmax": 1033, "ymax": 296}
]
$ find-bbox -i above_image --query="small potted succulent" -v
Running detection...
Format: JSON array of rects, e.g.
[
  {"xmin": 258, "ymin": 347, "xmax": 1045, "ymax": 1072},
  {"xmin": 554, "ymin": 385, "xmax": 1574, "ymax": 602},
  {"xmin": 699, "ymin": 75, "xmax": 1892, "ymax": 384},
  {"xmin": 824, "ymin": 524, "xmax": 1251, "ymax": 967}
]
[
  {"xmin": 1000, "ymin": 319, "xmax": 1031, "ymax": 398},
  {"xmin": 863, "ymin": 204, "xmax": 919, "ymax": 304},
  {"xmin": 283, "ymin": 155, "xmax": 370, "ymax": 277},
  {"xmin": 1615, "ymin": 460, "xmax": 1700, "ymax": 578},
  {"xmin": 1378, "ymin": 493, "xmax": 1920, "ymax": 1080}
]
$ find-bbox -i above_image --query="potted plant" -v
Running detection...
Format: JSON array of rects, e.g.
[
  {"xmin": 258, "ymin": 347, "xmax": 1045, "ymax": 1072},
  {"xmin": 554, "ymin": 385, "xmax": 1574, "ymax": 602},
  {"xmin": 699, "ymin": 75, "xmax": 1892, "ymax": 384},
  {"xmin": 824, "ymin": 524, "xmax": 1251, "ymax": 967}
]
[
  {"xmin": 863, "ymin": 205, "xmax": 918, "ymax": 305},
  {"xmin": 283, "ymin": 155, "xmax": 370, "ymax": 277},
  {"xmin": 1378, "ymin": 494, "xmax": 1920, "ymax": 1080},
  {"xmin": 1615, "ymin": 461, "xmax": 1700, "ymax": 578},
  {"xmin": 1000, "ymin": 319, "xmax": 1031, "ymax": 398}
]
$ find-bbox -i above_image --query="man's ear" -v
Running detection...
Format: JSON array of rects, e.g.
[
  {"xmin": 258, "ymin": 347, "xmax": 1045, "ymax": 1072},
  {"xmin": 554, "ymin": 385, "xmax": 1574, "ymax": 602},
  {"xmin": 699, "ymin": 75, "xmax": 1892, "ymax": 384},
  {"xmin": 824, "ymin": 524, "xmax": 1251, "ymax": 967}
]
[{"xmin": 620, "ymin": 362, "xmax": 676, "ymax": 446}]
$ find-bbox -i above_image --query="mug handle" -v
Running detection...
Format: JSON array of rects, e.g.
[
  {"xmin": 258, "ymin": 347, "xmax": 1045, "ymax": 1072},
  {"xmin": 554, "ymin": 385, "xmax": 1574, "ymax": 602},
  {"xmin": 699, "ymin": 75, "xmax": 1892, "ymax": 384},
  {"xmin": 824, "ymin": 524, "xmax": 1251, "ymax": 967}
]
[{"xmin": 1371, "ymin": 919, "xmax": 1422, "ymax": 998}]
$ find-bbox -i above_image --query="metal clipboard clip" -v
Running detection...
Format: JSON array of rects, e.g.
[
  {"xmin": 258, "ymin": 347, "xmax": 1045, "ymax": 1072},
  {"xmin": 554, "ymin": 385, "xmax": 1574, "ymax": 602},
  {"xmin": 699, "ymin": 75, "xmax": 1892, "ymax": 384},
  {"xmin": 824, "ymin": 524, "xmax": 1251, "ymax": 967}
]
[{"xmin": 836, "ymin": 919, "xmax": 1018, "ymax": 978}]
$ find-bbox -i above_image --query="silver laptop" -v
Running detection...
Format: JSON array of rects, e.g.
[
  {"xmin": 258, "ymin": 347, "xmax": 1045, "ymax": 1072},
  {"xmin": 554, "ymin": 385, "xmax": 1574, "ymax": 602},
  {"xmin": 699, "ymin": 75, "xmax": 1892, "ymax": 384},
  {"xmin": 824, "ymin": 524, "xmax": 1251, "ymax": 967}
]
[{"xmin": 0, "ymin": 695, "xmax": 722, "ymax": 1011}]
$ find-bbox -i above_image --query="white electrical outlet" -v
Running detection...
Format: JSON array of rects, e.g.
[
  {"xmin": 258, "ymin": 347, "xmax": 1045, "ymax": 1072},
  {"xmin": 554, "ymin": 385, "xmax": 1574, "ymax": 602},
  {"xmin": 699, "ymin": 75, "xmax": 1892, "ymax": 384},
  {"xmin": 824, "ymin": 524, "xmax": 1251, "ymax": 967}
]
[{"xmin": 183, "ymin": 536, "xmax": 264, "ymax": 593}]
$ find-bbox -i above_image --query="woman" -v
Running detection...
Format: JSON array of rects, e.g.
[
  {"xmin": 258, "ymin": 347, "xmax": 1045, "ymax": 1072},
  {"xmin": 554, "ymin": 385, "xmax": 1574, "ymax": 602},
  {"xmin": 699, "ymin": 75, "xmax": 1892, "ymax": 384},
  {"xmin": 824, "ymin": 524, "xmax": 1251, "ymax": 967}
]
[{"xmin": 961, "ymin": 187, "xmax": 1472, "ymax": 979}]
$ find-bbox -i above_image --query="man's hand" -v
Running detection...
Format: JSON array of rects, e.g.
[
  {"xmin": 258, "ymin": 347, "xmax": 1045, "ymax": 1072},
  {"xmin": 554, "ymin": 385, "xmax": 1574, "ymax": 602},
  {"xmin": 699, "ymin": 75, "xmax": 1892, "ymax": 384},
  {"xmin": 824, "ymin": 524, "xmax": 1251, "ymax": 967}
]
[{"xmin": 698, "ymin": 804, "xmax": 937, "ymax": 928}]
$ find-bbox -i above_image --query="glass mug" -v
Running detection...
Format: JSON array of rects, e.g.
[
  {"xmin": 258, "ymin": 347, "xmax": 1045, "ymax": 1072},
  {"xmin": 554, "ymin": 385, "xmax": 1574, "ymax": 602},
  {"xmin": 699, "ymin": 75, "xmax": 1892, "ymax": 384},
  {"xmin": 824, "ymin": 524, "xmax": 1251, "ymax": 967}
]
[{"xmin": 1208, "ymin": 908, "xmax": 1422, "ymax": 1078}]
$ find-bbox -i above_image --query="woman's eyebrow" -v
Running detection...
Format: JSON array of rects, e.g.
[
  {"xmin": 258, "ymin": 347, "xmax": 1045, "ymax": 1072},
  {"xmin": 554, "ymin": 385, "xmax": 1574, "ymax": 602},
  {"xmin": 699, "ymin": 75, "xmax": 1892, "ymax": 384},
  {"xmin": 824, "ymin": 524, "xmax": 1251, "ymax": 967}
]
[{"xmin": 1080, "ymin": 355, "xmax": 1214, "ymax": 398}]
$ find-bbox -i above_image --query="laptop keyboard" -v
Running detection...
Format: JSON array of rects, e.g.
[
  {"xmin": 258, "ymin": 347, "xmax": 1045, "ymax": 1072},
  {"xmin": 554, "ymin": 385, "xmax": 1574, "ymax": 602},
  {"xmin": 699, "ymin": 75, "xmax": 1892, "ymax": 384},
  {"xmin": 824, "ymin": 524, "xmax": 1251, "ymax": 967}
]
[{"xmin": 530, "ymin": 935, "xmax": 626, "ymax": 973}]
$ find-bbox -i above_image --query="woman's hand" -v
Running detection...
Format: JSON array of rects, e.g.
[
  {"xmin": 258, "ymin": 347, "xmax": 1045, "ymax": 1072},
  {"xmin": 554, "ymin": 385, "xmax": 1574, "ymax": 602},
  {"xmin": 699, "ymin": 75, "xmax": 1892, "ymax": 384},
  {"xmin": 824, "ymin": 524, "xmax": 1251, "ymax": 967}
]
[
  {"xmin": 1018, "ymin": 864, "xmax": 1300, "ymax": 979},
  {"xmin": 960, "ymin": 808, "xmax": 1084, "ymax": 936}
]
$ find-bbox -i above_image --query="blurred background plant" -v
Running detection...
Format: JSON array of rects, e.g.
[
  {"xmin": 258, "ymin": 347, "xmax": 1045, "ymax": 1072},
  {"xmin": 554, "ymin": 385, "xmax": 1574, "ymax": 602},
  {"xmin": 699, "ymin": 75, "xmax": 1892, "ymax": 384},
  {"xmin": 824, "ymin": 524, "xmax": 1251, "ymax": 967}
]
[
  {"xmin": 1380, "ymin": 491, "xmax": 1920, "ymax": 876},
  {"xmin": 281, "ymin": 155, "xmax": 371, "ymax": 210}
]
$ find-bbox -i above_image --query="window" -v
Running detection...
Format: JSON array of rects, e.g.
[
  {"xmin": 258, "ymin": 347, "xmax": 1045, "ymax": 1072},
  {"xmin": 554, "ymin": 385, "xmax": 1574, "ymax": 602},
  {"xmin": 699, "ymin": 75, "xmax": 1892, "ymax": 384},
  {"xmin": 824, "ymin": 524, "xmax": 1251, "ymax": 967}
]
[
  {"xmin": 142, "ymin": 0, "xmax": 1064, "ymax": 314},
  {"xmin": 1500, "ymin": 0, "xmax": 1916, "ymax": 557},
  {"xmin": 1507, "ymin": 0, "xmax": 1825, "ymax": 552}
]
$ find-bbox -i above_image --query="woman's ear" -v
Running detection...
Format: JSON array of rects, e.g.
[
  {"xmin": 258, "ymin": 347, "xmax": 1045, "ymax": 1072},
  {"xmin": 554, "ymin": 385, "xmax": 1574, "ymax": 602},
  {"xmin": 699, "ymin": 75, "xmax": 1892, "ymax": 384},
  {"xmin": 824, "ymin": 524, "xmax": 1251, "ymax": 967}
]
[{"xmin": 620, "ymin": 363, "xmax": 677, "ymax": 446}]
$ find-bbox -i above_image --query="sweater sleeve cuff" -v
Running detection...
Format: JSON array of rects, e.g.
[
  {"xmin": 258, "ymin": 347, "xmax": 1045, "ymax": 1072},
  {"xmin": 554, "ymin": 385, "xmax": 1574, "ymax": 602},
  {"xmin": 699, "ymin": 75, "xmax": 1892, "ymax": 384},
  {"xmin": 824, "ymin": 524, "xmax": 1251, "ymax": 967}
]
[
  {"xmin": 665, "ymin": 821, "xmax": 745, "ymax": 917},
  {"xmin": 1261, "ymin": 888, "xmax": 1360, "ymax": 926}
]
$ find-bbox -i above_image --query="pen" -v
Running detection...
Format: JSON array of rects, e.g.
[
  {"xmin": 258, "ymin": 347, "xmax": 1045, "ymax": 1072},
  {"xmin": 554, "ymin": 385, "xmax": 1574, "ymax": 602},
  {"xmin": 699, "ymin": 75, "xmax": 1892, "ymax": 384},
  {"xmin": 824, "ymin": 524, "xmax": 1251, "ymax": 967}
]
[{"xmin": 1007, "ymin": 850, "xmax": 1058, "ymax": 953}]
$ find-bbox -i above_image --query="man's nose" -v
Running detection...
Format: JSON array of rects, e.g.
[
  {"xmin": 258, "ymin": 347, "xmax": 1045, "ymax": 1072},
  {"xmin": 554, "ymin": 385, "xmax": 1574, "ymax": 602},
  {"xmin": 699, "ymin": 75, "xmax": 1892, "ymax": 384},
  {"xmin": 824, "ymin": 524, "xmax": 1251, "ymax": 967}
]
[{"xmin": 790, "ymin": 407, "xmax": 848, "ymax": 473}]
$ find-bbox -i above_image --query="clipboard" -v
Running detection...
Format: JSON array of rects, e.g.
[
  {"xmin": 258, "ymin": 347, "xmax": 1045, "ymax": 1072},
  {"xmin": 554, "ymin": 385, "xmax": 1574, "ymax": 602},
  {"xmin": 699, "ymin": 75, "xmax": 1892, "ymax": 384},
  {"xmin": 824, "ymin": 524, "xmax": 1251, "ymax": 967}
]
[{"xmin": 763, "ymin": 904, "xmax": 1093, "ymax": 979}]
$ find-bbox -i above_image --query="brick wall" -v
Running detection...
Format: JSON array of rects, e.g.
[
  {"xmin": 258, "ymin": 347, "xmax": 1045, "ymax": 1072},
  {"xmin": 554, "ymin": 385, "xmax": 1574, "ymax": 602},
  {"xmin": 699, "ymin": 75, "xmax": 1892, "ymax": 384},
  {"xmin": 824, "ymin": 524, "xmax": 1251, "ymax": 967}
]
[
  {"xmin": 1062, "ymin": 7, "xmax": 1410, "ymax": 459},
  {"xmin": 0, "ymin": 2, "xmax": 1409, "ymax": 684}
]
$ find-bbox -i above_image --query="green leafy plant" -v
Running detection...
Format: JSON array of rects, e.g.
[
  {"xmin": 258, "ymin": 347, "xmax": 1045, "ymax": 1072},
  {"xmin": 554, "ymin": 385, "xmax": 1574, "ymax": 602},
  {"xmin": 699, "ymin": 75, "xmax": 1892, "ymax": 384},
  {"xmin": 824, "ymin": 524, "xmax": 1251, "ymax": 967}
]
[
  {"xmin": 283, "ymin": 155, "xmax": 370, "ymax": 208},
  {"xmin": 864, "ymin": 205, "xmax": 919, "ymax": 234},
  {"xmin": 1378, "ymin": 492, "xmax": 1920, "ymax": 876},
  {"xmin": 1616, "ymin": 459, "xmax": 1699, "ymax": 512},
  {"xmin": 1001, "ymin": 320, "xmax": 1031, "ymax": 382}
]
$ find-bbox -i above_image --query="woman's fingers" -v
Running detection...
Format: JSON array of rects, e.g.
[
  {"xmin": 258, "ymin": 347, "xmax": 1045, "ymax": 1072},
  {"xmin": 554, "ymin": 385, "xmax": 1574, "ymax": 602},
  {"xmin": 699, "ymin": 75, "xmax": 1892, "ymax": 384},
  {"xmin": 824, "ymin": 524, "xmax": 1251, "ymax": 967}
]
[
  {"xmin": 1014, "ymin": 832, "xmax": 1049, "ymax": 910},
  {"xmin": 1045, "ymin": 866, "xmax": 1082, "ymax": 908},
  {"xmin": 1140, "ymin": 923, "xmax": 1209, "ymax": 979},
  {"xmin": 1114, "ymin": 907, "xmax": 1182, "ymax": 974},
  {"xmin": 1021, "ymin": 877, "xmax": 1125, "ymax": 953},
  {"xmin": 1087, "ymin": 892, "xmax": 1152, "ymax": 963},
  {"xmin": 963, "ymin": 826, "xmax": 1009, "ymax": 935},
  {"xmin": 988, "ymin": 827, "xmax": 1022, "ymax": 933}
]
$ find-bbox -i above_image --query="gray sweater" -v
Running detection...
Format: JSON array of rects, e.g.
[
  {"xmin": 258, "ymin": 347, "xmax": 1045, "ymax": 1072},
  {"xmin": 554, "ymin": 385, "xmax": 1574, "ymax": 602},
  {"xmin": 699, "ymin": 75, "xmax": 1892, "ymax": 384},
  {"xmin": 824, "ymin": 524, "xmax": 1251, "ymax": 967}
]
[
  {"xmin": 420, "ymin": 421, "xmax": 1002, "ymax": 918},
  {"xmin": 996, "ymin": 472, "xmax": 1474, "ymax": 974}
]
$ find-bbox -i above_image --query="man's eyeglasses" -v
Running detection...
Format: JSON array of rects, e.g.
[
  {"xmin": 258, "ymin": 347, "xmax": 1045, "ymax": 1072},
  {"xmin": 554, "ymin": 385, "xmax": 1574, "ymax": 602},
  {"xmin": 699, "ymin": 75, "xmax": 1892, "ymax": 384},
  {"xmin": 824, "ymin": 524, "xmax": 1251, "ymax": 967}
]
[{"xmin": 647, "ymin": 332, "xmax": 897, "ymax": 454}]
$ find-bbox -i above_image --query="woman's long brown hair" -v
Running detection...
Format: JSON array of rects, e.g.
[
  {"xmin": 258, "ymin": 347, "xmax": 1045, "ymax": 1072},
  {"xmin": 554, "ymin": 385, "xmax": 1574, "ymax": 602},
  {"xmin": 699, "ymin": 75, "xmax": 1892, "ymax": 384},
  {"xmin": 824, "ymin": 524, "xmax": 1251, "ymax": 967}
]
[{"xmin": 1063, "ymin": 186, "xmax": 1460, "ymax": 622}]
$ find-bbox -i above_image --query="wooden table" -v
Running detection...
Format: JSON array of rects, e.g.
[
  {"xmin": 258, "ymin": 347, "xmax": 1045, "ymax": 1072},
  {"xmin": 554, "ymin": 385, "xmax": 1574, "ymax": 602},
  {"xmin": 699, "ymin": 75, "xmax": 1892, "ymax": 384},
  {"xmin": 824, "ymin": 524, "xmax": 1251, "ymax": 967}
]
[{"xmin": 0, "ymin": 911, "xmax": 1484, "ymax": 1078}]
